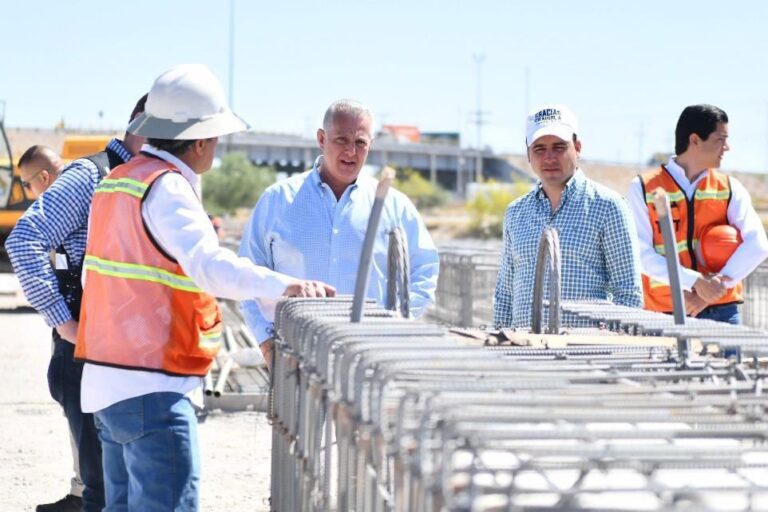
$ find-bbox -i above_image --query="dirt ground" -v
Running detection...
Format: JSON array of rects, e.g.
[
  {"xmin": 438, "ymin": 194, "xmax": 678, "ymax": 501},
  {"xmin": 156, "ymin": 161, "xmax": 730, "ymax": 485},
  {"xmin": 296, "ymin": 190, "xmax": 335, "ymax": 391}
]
[{"xmin": 0, "ymin": 310, "xmax": 271, "ymax": 511}]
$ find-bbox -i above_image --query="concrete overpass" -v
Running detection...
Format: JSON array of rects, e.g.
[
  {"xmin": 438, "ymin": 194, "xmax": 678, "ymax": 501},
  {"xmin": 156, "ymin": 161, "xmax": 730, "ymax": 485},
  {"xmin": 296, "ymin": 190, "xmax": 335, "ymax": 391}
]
[{"xmin": 222, "ymin": 132, "xmax": 530, "ymax": 193}]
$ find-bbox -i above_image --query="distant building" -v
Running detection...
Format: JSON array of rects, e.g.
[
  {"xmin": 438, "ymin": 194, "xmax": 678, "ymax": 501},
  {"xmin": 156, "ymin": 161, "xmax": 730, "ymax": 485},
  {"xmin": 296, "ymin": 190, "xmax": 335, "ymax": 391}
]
[
  {"xmin": 377, "ymin": 125, "xmax": 421, "ymax": 143},
  {"xmin": 376, "ymin": 125, "xmax": 461, "ymax": 147},
  {"xmin": 420, "ymin": 132, "xmax": 461, "ymax": 147}
]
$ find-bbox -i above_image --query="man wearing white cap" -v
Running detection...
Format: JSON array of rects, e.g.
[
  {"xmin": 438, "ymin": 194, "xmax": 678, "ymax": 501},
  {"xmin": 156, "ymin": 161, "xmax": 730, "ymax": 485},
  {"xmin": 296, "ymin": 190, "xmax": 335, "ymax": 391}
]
[
  {"xmin": 76, "ymin": 64, "xmax": 335, "ymax": 510},
  {"xmin": 493, "ymin": 104, "xmax": 642, "ymax": 328}
]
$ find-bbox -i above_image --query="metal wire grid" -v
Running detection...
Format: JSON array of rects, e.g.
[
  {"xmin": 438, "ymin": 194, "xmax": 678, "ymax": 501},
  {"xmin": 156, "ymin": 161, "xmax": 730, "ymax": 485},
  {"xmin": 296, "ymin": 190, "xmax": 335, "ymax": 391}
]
[
  {"xmin": 429, "ymin": 249, "xmax": 768, "ymax": 331},
  {"xmin": 269, "ymin": 298, "xmax": 768, "ymax": 512}
]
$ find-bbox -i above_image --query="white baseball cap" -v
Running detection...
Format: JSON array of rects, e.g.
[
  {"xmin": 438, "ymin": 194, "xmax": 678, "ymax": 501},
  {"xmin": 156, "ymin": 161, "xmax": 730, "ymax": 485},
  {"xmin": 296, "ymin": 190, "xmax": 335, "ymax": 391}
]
[
  {"xmin": 128, "ymin": 64, "xmax": 249, "ymax": 140},
  {"xmin": 526, "ymin": 104, "xmax": 578, "ymax": 147}
]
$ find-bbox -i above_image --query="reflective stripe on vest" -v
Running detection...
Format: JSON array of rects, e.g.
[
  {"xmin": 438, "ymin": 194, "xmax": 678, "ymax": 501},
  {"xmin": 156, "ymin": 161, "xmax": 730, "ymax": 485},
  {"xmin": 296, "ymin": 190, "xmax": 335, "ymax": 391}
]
[
  {"xmin": 645, "ymin": 190, "xmax": 685, "ymax": 204},
  {"xmin": 83, "ymin": 255, "xmax": 202, "ymax": 293},
  {"xmin": 95, "ymin": 177, "xmax": 149, "ymax": 199},
  {"xmin": 653, "ymin": 239, "xmax": 692, "ymax": 256},
  {"xmin": 694, "ymin": 189, "xmax": 731, "ymax": 201}
]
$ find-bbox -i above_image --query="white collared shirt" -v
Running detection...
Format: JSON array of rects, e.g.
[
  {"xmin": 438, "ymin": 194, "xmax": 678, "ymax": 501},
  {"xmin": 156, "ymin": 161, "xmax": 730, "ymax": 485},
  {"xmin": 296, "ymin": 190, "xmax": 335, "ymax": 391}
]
[
  {"xmin": 82, "ymin": 144, "xmax": 295, "ymax": 413},
  {"xmin": 628, "ymin": 156, "xmax": 768, "ymax": 291}
]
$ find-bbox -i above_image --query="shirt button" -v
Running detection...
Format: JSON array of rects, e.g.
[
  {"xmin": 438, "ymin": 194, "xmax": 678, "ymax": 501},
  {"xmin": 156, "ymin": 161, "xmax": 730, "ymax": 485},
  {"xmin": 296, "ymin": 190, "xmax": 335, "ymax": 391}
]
[
  {"xmin": 332, "ymin": 257, "xmax": 338, "ymax": 263},
  {"xmin": 333, "ymin": 229, "xmax": 339, "ymax": 235}
]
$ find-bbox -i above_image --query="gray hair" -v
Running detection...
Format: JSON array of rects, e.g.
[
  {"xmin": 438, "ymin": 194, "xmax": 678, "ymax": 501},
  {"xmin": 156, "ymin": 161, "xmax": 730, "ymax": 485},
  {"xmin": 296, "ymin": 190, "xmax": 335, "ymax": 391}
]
[{"xmin": 322, "ymin": 99, "xmax": 374, "ymax": 136}]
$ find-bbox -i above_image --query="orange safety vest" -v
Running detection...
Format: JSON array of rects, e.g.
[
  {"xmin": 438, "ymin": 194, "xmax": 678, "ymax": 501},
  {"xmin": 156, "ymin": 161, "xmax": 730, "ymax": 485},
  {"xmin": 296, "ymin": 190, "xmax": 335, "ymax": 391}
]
[
  {"xmin": 75, "ymin": 154, "xmax": 222, "ymax": 376},
  {"xmin": 639, "ymin": 166, "xmax": 743, "ymax": 312}
]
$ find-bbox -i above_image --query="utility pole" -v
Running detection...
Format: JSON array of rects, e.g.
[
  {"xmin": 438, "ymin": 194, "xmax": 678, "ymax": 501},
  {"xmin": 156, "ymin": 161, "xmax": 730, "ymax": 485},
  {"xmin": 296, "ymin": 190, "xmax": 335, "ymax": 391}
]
[
  {"xmin": 472, "ymin": 53, "xmax": 487, "ymax": 183},
  {"xmin": 636, "ymin": 123, "xmax": 645, "ymax": 171},
  {"xmin": 765, "ymin": 101, "xmax": 768, "ymax": 172},
  {"xmin": 524, "ymin": 66, "xmax": 530, "ymax": 116},
  {"xmin": 524, "ymin": 66, "xmax": 530, "ymax": 145}
]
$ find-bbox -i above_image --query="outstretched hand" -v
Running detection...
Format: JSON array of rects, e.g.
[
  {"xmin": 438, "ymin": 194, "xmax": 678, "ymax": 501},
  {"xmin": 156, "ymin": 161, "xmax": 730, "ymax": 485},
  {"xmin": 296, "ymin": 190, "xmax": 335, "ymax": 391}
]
[{"xmin": 283, "ymin": 280, "xmax": 336, "ymax": 298}]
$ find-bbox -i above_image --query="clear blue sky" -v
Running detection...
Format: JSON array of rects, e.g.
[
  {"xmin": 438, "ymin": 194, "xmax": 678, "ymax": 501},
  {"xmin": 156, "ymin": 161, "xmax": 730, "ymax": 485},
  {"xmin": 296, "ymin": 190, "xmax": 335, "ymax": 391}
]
[{"xmin": 4, "ymin": 0, "xmax": 768, "ymax": 171}]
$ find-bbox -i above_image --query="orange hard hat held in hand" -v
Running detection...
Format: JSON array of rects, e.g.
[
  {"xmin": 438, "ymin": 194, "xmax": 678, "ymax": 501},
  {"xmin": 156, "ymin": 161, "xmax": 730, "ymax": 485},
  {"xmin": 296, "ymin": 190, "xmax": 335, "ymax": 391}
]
[{"xmin": 696, "ymin": 224, "xmax": 742, "ymax": 274}]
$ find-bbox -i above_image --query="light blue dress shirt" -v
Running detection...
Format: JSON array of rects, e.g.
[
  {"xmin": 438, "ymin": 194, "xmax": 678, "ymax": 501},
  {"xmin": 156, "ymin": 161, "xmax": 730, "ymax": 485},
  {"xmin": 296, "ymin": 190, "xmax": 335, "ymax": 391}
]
[{"xmin": 238, "ymin": 157, "xmax": 439, "ymax": 343}]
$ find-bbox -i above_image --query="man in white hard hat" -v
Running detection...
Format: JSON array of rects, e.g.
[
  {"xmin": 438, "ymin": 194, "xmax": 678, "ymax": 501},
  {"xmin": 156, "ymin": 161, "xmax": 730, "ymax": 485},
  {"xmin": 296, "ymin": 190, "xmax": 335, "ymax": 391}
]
[{"xmin": 75, "ymin": 64, "xmax": 335, "ymax": 510}]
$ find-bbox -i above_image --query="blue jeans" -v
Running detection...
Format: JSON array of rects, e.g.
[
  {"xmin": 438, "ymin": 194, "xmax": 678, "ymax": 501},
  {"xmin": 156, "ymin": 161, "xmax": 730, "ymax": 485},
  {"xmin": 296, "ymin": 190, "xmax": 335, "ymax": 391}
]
[
  {"xmin": 697, "ymin": 303, "xmax": 741, "ymax": 325},
  {"xmin": 94, "ymin": 392, "xmax": 200, "ymax": 511},
  {"xmin": 47, "ymin": 335, "xmax": 104, "ymax": 511}
]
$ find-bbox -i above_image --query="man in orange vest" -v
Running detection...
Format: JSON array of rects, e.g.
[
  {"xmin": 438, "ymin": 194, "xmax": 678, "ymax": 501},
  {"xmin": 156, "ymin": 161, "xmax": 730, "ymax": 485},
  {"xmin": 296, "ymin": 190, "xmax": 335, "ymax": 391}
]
[
  {"xmin": 629, "ymin": 104, "xmax": 768, "ymax": 324},
  {"xmin": 76, "ymin": 64, "xmax": 336, "ymax": 510}
]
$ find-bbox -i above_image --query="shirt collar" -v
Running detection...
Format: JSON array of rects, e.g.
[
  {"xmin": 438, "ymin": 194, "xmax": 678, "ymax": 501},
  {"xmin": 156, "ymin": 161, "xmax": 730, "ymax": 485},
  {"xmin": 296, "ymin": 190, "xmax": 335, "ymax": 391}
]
[
  {"xmin": 106, "ymin": 138, "xmax": 133, "ymax": 163},
  {"xmin": 141, "ymin": 144, "xmax": 201, "ymax": 196},
  {"xmin": 309, "ymin": 155, "xmax": 324, "ymax": 189},
  {"xmin": 535, "ymin": 168, "xmax": 585, "ymax": 199},
  {"xmin": 666, "ymin": 156, "xmax": 708, "ymax": 187},
  {"xmin": 310, "ymin": 155, "xmax": 361, "ymax": 197}
]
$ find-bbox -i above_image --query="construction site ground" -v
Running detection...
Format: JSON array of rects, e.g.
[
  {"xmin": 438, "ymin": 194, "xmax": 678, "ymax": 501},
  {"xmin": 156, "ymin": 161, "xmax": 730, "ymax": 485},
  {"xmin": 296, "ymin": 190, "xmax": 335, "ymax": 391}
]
[{"xmin": 0, "ymin": 308, "xmax": 272, "ymax": 511}]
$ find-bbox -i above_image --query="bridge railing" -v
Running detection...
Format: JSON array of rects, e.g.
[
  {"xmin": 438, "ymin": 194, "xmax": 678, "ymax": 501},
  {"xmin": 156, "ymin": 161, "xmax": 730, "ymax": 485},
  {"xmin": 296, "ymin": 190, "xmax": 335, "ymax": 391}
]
[{"xmin": 428, "ymin": 246, "xmax": 768, "ymax": 328}]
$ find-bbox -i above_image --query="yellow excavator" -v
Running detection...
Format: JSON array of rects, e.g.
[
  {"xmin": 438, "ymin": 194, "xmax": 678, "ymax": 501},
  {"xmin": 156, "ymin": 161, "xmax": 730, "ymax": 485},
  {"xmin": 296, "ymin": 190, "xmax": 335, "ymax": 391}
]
[{"xmin": 0, "ymin": 118, "xmax": 32, "ymax": 271}]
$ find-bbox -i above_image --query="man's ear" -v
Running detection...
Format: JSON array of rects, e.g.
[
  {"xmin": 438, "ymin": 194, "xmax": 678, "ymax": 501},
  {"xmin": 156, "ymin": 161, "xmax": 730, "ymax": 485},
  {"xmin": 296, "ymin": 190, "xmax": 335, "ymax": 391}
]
[
  {"xmin": 317, "ymin": 129, "xmax": 326, "ymax": 150},
  {"xmin": 689, "ymin": 132, "xmax": 700, "ymax": 150},
  {"xmin": 194, "ymin": 139, "xmax": 208, "ymax": 156}
]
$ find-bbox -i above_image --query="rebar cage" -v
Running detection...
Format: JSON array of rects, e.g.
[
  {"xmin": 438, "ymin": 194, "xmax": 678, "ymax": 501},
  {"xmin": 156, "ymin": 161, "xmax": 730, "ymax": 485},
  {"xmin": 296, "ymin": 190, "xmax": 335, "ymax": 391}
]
[{"xmin": 268, "ymin": 295, "xmax": 768, "ymax": 512}]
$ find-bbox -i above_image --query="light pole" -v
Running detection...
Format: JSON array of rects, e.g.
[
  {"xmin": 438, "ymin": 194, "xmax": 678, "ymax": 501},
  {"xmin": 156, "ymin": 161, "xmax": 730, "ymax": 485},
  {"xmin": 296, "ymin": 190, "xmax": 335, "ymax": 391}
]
[{"xmin": 472, "ymin": 53, "xmax": 486, "ymax": 182}]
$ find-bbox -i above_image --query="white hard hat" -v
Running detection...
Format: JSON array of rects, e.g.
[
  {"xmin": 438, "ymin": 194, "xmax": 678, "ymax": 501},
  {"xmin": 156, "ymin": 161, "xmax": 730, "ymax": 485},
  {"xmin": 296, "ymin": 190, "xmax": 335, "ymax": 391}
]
[{"xmin": 128, "ymin": 64, "xmax": 249, "ymax": 140}]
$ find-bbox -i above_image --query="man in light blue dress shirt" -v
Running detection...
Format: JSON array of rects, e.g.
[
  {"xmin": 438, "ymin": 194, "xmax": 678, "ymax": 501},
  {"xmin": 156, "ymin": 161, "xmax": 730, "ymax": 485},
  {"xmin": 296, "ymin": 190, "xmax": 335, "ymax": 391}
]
[
  {"xmin": 494, "ymin": 104, "xmax": 642, "ymax": 328},
  {"xmin": 239, "ymin": 99, "xmax": 439, "ymax": 367}
]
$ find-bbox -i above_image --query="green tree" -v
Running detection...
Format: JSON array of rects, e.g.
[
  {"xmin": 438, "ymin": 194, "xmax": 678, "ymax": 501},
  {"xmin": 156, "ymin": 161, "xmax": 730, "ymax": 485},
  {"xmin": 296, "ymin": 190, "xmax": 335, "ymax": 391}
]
[
  {"xmin": 202, "ymin": 152, "xmax": 276, "ymax": 215},
  {"xmin": 466, "ymin": 181, "xmax": 531, "ymax": 238},
  {"xmin": 388, "ymin": 167, "xmax": 448, "ymax": 209}
]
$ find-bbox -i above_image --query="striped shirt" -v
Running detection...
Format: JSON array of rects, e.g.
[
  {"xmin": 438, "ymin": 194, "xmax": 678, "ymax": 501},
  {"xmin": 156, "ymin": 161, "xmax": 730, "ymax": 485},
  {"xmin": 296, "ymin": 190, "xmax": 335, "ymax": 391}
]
[
  {"xmin": 493, "ymin": 169, "xmax": 643, "ymax": 328},
  {"xmin": 5, "ymin": 139, "xmax": 132, "ymax": 327}
]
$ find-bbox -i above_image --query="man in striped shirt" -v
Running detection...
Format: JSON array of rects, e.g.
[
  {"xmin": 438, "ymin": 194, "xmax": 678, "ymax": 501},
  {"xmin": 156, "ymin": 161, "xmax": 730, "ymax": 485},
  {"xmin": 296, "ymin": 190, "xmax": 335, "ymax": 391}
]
[
  {"xmin": 493, "ymin": 104, "xmax": 642, "ymax": 329},
  {"xmin": 5, "ymin": 95, "xmax": 147, "ymax": 512}
]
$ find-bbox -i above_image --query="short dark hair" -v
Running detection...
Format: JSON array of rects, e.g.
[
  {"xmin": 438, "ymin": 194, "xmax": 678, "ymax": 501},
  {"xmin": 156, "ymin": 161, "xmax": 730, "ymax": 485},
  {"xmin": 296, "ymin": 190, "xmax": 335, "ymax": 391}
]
[
  {"xmin": 675, "ymin": 104, "xmax": 728, "ymax": 155},
  {"xmin": 130, "ymin": 93, "xmax": 149, "ymax": 122},
  {"xmin": 18, "ymin": 145, "xmax": 54, "ymax": 168},
  {"xmin": 146, "ymin": 138, "xmax": 196, "ymax": 156}
]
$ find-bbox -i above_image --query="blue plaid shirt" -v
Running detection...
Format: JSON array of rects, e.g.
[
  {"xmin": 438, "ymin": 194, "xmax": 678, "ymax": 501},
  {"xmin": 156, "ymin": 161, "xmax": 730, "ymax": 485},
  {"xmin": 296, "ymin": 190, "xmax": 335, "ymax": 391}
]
[
  {"xmin": 493, "ymin": 169, "xmax": 642, "ymax": 328},
  {"xmin": 6, "ymin": 139, "xmax": 132, "ymax": 327},
  {"xmin": 238, "ymin": 157, "xmax": 439, "ymax": 343}
]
